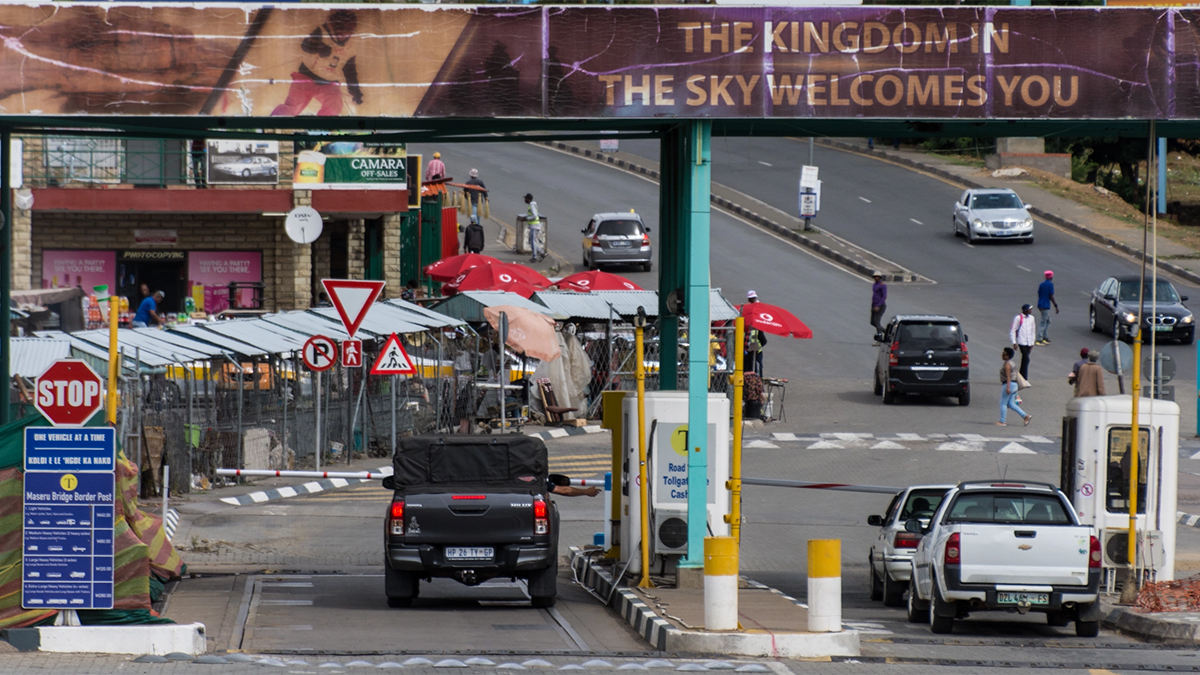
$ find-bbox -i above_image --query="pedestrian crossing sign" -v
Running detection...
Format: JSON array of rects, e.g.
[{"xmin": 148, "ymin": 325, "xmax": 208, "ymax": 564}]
[{"xmin": 371, "ymin": 333, "xmax": 417, "ymax": 376}]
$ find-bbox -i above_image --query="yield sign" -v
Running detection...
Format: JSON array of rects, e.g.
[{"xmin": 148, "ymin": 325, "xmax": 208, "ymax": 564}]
[
  {"xmin": 371, "ymin": 334, "xmax": 417, "ymax": 376},
  {"xmin": 322, "ymin": 279, "xmax": 385, "ymax": 339}
]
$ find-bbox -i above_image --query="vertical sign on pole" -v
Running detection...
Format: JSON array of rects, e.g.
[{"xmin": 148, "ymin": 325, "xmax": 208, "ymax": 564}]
[
  {"xmin": 22, "ymin": 427, "xmax": 116, "ymax": 610},
  {"xmin": 799, "ymin": 165, "xmax": 820, "ymax": 232}
]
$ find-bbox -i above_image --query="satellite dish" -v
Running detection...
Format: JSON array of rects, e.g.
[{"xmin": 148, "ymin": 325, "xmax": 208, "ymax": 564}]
[{"xmin": 285, "ymin": 206, "xmax": 323, "ymax": 244}]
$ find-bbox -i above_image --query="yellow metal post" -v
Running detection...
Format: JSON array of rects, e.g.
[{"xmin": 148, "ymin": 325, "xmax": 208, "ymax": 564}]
[
  {"xmin": 724, "ymin": 317, "xmax": 745, "ymax": 543},
  {"xmin": 635, "ymin": 320, "xmax": 653, "ymax": 588},
  {"xmin": 601, "ymin": 390, "xmax": 627, "ymax": 559},
  {"xmin": 1128, "ymin": 335, "xmax": 1142, "ymax": 579},
  {"xmin": 106, "ymin": 295, "xmax": 119, "ymax": 424}
]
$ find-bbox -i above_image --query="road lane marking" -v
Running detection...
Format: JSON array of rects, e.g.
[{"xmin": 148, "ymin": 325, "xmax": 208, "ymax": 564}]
[
  {"xmin": 758, "ymin": 161, "xmax": 772, "ymax": 167},
  {"xmin": 910, "ymin": 219, "xmax": 923, "ymax": 225},
  {"xmin": 859, "ymin": 196, "xmax": 872, "ymax": 203},
  {"xmin": 1017, "ymin": 265, "xmax": 1032, "ymax": 272}
]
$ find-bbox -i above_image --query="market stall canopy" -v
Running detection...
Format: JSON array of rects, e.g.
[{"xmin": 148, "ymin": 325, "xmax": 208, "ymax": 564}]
[
  {"xmin": 433, "ymin": 291, "xmax": 568, "ymax": 323},
  {"xmin": 484, "ymin": 305, "xmax": 561, "ymax": 363},
  {"xmin": 740, "ymin": 302, "xmax": 813, "ymax": 339},
  {"xmin": 443, "ymin": 263, "xmax": 545, "ymax": 298},
  {"xmin": 8, "ymin": 338, "xmax": 72, "ymax": 378},
  {"xmin": 424, "ymin": 252, "xmax": 503, "ymax": 282},
  {"xmin": 10, "ymin": 287, "xmax": 85, "ymax": 310}
]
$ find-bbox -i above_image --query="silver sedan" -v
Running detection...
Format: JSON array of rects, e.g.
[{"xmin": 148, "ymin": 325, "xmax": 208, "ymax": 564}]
[{"xmin": 952, "ymin": 188, "xmax": 1034, "ymax": 244}]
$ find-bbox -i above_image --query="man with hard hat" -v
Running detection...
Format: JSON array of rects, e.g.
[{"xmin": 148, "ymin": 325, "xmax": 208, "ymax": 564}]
[{"xmin": 426, "ymin": 152, "xmax": 446, "ymax": 181}]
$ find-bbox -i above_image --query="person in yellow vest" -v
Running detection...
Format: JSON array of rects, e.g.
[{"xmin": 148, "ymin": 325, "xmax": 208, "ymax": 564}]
[{"xmin": 519, "ymin": 193, "xmax": 544, "ymax": 262}]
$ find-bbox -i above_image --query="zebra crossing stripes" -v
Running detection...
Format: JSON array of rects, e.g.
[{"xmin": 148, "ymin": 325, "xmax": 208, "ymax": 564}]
[{"xmin": 752, "ymin": 432, "xmax": 1056, "ymax": 454}]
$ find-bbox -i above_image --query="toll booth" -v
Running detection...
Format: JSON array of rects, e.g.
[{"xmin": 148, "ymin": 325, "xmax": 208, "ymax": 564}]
[
  {"xmin": 620, "ymin": 392, "xmax": 730, "ymax": 574},
  {"xmin": 1061, "ymin": 395, "xmax": 1178, "ymax": 584}
]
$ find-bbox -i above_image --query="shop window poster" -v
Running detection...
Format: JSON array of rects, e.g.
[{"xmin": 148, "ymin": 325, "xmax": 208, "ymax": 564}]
[
  {"xmin": 41, "ymin": 250, "xmax": 117, "ymax": 294},
  {"xmin": 206, "ymin": 140, "xmax": 280, "ymax": 185},
  {"xmin": 188, "ymin": 251, "xmax": 262, "ymax": 314}
]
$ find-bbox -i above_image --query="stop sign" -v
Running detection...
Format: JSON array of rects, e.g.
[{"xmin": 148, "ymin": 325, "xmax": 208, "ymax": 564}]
[{"xmin": 35, "ymin": 359, "xmax": 105, "ymax": 426}]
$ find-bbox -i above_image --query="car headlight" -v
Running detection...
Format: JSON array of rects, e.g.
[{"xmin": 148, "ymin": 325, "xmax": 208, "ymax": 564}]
[
  {"xmin": 1023, "ymin": 218, "xmax": 1033, "ymax": 228},
  {"xmin": 972, "ymin": 218, "xmax": 983, "ymax": 229},
  {"xmin": 1122, "ymin": 312, "xmax": 1137, "ymax": 323},
  {"xmin": 1183, "ymin": 315, "xmax": 1194, "ymax": 324}
]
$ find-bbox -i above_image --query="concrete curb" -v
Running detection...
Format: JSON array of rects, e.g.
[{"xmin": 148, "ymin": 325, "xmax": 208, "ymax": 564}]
[
  {"xmin": 526, "ymin": 424, "xmax": 607, "ymax": 442},
  {"xmin": 816, "ymin": 138, "xmax": 1200, "ymax": 289},
  {"xmin": 1, "ymin": 622, "xmax": 207, "ymax": 655},
  {"xmin": 539, "ymin": 141, "xmax": 916, "ymax": 284},
  {"xmin": 571, "ymin": 548, "xmax": 860, "ymax": 658},
  {"xmin": 1102, "ymin": 602, "xmax": 1200, "ymax": 645}
]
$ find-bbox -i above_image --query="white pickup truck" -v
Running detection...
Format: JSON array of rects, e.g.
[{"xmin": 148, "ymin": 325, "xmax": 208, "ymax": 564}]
[{"xmin": 906, "ymin": 480, "xmax": 1102, "ymax": 637}]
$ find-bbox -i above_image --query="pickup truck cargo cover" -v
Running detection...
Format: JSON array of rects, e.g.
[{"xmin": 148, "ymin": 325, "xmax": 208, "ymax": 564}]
[{"xmin": 393, "ymin": 434, "xmax": 548, "ymax": 490}]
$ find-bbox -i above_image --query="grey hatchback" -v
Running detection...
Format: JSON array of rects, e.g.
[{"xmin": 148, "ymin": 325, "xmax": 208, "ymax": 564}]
[
  {"xmin": 874, "ymin": 315, "xmax": 970, "ymax": 406},
  {"xmin": 582, "ymin": 212, "xmax": 653, "ymax": 271}
]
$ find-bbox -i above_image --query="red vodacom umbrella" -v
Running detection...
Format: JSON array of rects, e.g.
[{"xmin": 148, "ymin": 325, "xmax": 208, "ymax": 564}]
[
  {"xmin": 424, "ymin": 253, "xmax": 502, "ymax": 282},
  {"xmin": 555, "ymin": 270, "xmax": 644, "ymax": 293},
  {"xmin": 444, "ymin": 264, "xmax": 540, "ymax": 298},
  {"xmin": 740, "ymin": 302, "xmax": 813, "ymax": 339},
  {"xmin": 500, "ymin": 263, "xmax": 553, "ymax": 289}
]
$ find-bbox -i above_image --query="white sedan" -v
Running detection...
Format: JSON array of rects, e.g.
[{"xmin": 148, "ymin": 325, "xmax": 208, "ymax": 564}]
[{"xmin": 952, "ymin": 188, "xmax": 1034, "ymax": 244}]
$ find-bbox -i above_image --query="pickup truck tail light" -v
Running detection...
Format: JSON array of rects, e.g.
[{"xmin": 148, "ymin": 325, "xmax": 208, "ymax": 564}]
[
  {"xmin": 1089, "ymin": 535, "xmax": 1102, "ymax": 569},
  {"xmin": 389, "ymin": 501, "xmax": 405, "ymax": 536},
  {"xmin": 944, "ymin": 532, "xmax": 960, "ymax": 565},
  {"xmin": 889, "ymin": 342, "xmax": 899, "ymax": 366},
  {"xmin": 893, "ymin": 532, "xmax": 921, "ymax": 549},
  {"xmin": 534, "ymin": 499, "xmax": 549, "ymax": 535},
  {"xmin": 961, "ymin": 344, "xmax": 969, "ymax": 368}
]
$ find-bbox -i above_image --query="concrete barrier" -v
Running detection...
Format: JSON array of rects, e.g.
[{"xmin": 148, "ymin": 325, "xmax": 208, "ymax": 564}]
[{"xmin": 1, "ymin": 622, "xmax": 206, "ymax": 655}]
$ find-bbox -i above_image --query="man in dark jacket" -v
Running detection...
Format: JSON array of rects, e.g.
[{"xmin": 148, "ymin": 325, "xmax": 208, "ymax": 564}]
[
  {"xmin": 464, "ymin": 216, "xmax": 485, "ymax": 254},
  {"xmin": 465, "ymin": 168, "xmax": 488, "ymax": 220}
]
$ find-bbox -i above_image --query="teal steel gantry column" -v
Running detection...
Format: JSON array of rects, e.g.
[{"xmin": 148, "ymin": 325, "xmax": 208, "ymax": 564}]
[
  {"xmin": 657, "ymin": 126, "xmax": 690, "ymax": 390},
  {"xmin": 684, "ymin": 120, "xmax": 712, "ymax": 568}
]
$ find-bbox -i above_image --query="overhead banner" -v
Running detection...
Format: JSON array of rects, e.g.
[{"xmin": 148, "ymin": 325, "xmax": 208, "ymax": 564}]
[
  {"xmin": 294, "ymin": 141, "xmax": 406, "ymax": 189},
  {"xmin": 0, "ymin": 5, "xmax": 1192, "ymax": 120}
]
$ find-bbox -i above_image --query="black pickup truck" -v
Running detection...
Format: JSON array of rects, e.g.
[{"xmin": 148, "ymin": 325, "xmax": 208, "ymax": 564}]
[{"xmin": 381, "ymin": 435, "xmax": 560, "ymax": 608}]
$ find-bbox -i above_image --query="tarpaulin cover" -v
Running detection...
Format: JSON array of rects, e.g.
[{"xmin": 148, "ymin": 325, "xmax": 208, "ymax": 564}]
[{"xmin": 393, "ymin": 435, "xmax": 547, "ymax": 491}]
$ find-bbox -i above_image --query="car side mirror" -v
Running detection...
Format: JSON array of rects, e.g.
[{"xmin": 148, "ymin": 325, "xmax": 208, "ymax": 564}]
[
  {"xmin": 904, "ymin": 518, "xmax": 924, "ymax": 534},
  {"xmin": 1182, "ymin": 296, "xmax": 1190, "ymax": 302},
  {"xmin": 382, "ymin": 476, "xmax": 395, "ymax": 490},
  {"xmin": 874, "ymin": 331, "xmax": 885, "ymax": 343},
  {"xmin": 867, "ymin": 515, "xmax": 884, "ymax": 526},
  {"xmin": 644, "ymin": 226, "xmax": 652, "ymax": 233}
]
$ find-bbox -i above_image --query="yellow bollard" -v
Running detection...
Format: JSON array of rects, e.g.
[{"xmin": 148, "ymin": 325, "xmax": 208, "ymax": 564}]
[
  {"xmin": 704, "ymin": 536, "xmax": 738, "ymax": 630},
  {"xmin": 807, "ymin": 540, "xmax": 841, "ymax": 632}
]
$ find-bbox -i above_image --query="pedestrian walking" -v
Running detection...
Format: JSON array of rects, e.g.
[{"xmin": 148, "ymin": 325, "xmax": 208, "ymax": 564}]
[
  {"xmin": 745, "ymin": 291, "xmax": 767, "ymax": 376},
  {"xmin": 519, "ymin": 193, "xmax": 545, "ymax": 262},
  {"xmin": 464, "ymin": 216, "xmax": 485, "ymax": 254},
  {"xmin": 1068, "ymin": 347, "xmax": 1089, "ymax": 386},
  {"xmin": 1036, "ymin": 270, "xmax": 1059, "ymax": 345},
  {"xmin": 1009, "ymin": 303, "xmax": 1036, "ymax": 382},
  {"xmin": 466, "ymin": 168, "xmax": 488, "ymax": 219},
  {"xmin": 998, "ymin": 347, "xmax": 1032, "ymax": 427},
  {"xmin": 1074, "ymin": 351, "xmax": 1106, "ymax": 397},
  {"xmin": 870, "ymin": 271, "xmax": 887, "ymax": 339},
  {"xmin": 427, "ymin": 152, "xmax": 446, "ymax": 181}
]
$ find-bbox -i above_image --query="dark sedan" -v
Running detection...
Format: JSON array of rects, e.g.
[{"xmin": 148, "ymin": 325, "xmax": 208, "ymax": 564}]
[{"xmin": 1089, "ymin": 275, "xmax": 1195, "ymax": 344}]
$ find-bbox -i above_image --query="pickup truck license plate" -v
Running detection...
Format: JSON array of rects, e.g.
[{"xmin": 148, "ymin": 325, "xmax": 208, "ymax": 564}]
[
  {"xmin": 997, "ymin": 592, "xmax": 1049, "ymax": 606},
  {"xmin": 445, "ymin": 547, "xmax": 493, "ymax": 560}
]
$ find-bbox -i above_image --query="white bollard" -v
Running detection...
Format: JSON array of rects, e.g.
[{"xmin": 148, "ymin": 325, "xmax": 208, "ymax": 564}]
[
  {"xmin": 704, "ymin": 536, "xmax": 739, "ymax": 631},
  {"xmin": 807, "ymin": 539, "xmax": 841, "ymax": 632}
]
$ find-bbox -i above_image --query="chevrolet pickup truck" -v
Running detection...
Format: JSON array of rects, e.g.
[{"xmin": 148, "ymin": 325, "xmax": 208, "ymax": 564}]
[
  {"xmin": 907, "ymin": 480, "xmax": 1101, "ymax": 637},
  {"xmin": 381, "ymin": 435, "xmax": 559, "ymax": 608}
]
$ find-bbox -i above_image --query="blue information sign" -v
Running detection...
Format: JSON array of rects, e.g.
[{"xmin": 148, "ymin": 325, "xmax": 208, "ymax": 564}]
[{"xmin": 23, "ymin": 427, "xmax": 116, "ymax": 610}]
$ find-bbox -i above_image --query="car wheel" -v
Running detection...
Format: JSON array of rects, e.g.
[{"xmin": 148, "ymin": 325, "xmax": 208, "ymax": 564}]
[
  {"xmin": 906, "ymin": 578, "xmax": 929, "ymax": 624},
  {"xmin": 868, "ymin": 558, "xmax": 883, "ymax": 601},
  {"xmin": 269, "ymin": 167, "xmax": 277, "ymax": 176},
  {"xmin": 1089, "ymin": 307, "xmax": 1100, "ymax": 333},
  {"xmin": 958, "ymin": 386, "xmax": 970, "ymax": 407},
  {"xmin": 643, "ymin": 261, "xmax": 653, "ymax": 272},
  {"xmin": 241, "ymin": 169, "xmax": 251, "ymax": 178},
  {"xmin": 873, "ymin": 372, "xmax": 883, "ymax": 396},
  {"xmin": 930, "ymin": 581, "xmax": 955, "ymax": 634},
  {"xmin": 1046, "ymin": 610, "xmax": 1071, "ymax": 627},
  {"xmin": 1075, "ymin": 619, "xmax": 1100, "ymax": 638},
  {"xmin": 952, "ymin": 217, "xmax": 960, "ymax": 238},
  {"xmin": 882, "ymin": 572, "xmax": 905, "ymax": 607},
  {"xmin": 966, "ymin": 227, "xmax": 976, "ymax": 245},
  {"xmin": 882, "ymin": 387, "xmax": 896, "ymax": 405}
]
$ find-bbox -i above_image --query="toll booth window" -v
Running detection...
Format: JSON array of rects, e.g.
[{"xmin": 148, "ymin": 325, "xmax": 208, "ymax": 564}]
[{"xmin": 1106, "ymin": 426, "xmax": 1149, "ymax": 515}]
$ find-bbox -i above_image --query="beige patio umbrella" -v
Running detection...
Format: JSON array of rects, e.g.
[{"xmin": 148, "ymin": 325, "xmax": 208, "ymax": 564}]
[{"xmin": 483, "ymin": 305, "xmax": 561, "ymax": 362}]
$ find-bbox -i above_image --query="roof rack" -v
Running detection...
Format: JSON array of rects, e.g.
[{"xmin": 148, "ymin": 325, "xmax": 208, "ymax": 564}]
[{"xmin": 955, "ymin": 479, "xmax": 1059, "ymax": 490}]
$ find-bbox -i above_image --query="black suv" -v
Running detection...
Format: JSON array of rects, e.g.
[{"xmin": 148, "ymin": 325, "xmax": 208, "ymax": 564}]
[{"xmin": 874, "ymin": 315, "xmax": 970, "ymax": 406}]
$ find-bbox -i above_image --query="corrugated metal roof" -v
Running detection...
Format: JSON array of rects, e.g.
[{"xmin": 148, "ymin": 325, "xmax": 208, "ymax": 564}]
[
  {"xmin": 530, "ymin": 291, "xmax": 620, "ymax": 320},
  {"xmin": 264, "ymin": 311, "xmax": 358, "ymax": 341},
  {"xmin": 68, "ymin": 329, "xmax": 193, "ymax": 365},
  {"xmin": 9, "ymin": 337, "xmax": 72, "ymax": 378},
  {"xmin": 570, "ymin": 289, "xmax": 738, "ymax": 322},
  {"xmin": 171, "ymin": 325, "xmax": 268, "ymax": 357},
  {"xmin": 310, "ymin": 306, "xmax": 427, "ymax": 337},
  {"xmin": 199, "ymin": 320, "xmax": 307, "ymax": 354},
  {"xmin": 37, "ymin": 331, "xmax": 170, "ymax": 368},
  {"xmin": 382, "ymin": 299, "xmax": 466, "ymax": 328},
  {"xmin": 133, "ymin": 327, "xmax": 229, "ymax": 359},
  {"xmin": 433, "ymin": 291, "xmax": 568, "ymax": 323}
]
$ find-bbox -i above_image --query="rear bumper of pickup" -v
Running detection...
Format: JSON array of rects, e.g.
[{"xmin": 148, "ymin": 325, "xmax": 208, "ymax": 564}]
[
  {"xmin": 386, "ymin": 542, "xmax": 553, "ymax": 578},
  {"xmin": 940, "ymin": 566, "xmax": 1101, "ymax": 613}
]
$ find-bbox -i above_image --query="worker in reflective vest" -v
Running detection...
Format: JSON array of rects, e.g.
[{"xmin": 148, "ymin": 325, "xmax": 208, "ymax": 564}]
[{"xmin": 520, "ymin": 193, "xmax": 544, "ymax": 262}]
